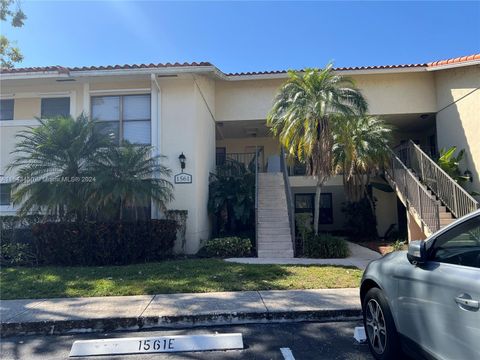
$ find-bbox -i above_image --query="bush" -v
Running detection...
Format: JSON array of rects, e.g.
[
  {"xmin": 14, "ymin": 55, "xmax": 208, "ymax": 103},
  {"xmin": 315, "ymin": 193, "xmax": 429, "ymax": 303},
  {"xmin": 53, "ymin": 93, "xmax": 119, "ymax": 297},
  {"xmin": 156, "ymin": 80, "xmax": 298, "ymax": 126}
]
[
  {"xmin": 0, "ymin": 215, "xmax": 45, "ymax": 266},
  {"xmin": 1, "ymin": 239, "xmax": 37, "ymax": 266},
  {"xmin": 198, "ymin": 237, "xmax": 252, "ymax": 258},
  {"xmin": 391, "ymin": 239, "xmax": 407, "ymax": 252},
  {"xmin": 31, "ymin": 220, "xmax": 177, "ymax": 266},
  {"xmin": 304, "ymin": 233, "xmax": 350, "ymax": 258}
]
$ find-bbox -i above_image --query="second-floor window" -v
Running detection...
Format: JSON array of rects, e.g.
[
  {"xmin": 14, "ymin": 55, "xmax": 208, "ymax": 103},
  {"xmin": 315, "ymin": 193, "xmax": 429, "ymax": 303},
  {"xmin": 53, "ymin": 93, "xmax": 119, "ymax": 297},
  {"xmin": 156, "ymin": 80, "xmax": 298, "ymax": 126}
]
[
  {"xmin": 41, "ymin": 97, "xmax": 70, "ymax": 118},
  {"xmin": 0, "ymin": 99, "xmax": 14, "ymax": 121},
  {"xmin": 91, "ymin": 94, "xmax": 151, "ymax": 145}
]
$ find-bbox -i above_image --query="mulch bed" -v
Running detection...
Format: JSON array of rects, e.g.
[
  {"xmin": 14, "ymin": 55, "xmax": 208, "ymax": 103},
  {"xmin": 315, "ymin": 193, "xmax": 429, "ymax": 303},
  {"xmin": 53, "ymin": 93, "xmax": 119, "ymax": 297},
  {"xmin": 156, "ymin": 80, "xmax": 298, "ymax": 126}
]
[{"xmin": 358, "ymin": 241, "xmax": 397, "ymax": 255}]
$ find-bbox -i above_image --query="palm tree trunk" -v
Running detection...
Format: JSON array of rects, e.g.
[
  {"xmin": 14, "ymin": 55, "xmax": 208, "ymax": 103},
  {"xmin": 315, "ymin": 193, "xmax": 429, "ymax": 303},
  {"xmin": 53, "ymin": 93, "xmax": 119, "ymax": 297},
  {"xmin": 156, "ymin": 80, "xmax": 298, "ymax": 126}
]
[{"xmin": 314, "ymin": 183, "xmax": 322, "ymax": 235}]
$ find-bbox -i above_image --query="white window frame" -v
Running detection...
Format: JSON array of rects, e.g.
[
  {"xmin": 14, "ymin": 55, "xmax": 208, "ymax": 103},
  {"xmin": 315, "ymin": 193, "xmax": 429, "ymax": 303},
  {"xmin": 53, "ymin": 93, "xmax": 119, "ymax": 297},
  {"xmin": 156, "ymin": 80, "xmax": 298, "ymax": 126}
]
[{"xmin": 90, "ymin": 93, "xmax": 152, "ymax": 145}]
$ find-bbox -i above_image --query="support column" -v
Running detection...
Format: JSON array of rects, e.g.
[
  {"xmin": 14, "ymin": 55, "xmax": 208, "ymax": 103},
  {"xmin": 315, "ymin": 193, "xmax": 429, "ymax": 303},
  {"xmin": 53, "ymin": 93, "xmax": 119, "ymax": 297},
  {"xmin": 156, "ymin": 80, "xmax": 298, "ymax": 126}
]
[
  {"xmin": 150, "ymin": 74, "xmax": 162, "ymax": 219},
  {"xmin": 407, "ymin": 210, "xmax": 427, "ymax": 242},
  {"xmin": 83, "ymin": 82, "xmax": 90, "ymax": 117}
]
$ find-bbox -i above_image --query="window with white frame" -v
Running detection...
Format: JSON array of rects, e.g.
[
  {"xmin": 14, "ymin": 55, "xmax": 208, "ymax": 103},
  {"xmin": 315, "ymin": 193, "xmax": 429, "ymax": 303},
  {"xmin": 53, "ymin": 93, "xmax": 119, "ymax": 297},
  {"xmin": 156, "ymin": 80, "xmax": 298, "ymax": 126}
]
[
  {"xmin": 0, "ymin": 99, "xmax": 14, "ymax": 121},
  {"xmin": 91, "ymin": 94, "xmax": 151, "ymax": 145},
  {"xmin": 41, "ymin": 97, "xmax": 70, "ymax": 118}
]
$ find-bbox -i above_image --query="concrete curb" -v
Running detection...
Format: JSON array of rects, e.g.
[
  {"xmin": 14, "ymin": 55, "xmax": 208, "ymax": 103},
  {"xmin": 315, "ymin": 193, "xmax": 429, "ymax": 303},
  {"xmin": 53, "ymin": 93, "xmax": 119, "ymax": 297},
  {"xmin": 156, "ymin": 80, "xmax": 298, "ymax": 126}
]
[{"xmin": 1, "ymin": 309, "xmax": 362, "ymax": 337}]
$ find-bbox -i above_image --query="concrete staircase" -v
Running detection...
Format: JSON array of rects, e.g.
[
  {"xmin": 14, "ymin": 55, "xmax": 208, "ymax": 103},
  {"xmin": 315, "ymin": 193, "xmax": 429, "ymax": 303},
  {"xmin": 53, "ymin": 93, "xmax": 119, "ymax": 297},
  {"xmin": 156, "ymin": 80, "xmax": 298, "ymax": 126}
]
[{"xmin": 257, "ymin": 172, "xmax": 294, "ymax": 258}]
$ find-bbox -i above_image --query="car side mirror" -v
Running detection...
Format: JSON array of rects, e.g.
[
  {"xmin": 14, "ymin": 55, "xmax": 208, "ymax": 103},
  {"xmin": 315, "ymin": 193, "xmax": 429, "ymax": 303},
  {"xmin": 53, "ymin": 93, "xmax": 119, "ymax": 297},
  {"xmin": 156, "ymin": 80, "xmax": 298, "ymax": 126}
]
[{"xmin": 407, "ymin": 240, "xmax": 427, "ymax": 265}]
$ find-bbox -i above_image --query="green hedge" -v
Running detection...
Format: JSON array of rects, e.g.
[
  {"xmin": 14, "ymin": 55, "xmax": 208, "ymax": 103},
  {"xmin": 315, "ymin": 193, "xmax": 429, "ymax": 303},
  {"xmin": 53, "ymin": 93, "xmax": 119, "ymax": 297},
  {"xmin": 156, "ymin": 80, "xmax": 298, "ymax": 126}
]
[
  {"xmin": 1, "ymin": 215, "xmax": 45, "ymax": 266},
  {"xmin": 198, "ymin": 237, "xmax": 253, "ymax": 258},
  {"xmin": 31, "ymin": 220, "xmax": 177, "ymax": 266},
  {"xmin": 304, "ymin": 233, "xmax": 350, "ymax": 258}
]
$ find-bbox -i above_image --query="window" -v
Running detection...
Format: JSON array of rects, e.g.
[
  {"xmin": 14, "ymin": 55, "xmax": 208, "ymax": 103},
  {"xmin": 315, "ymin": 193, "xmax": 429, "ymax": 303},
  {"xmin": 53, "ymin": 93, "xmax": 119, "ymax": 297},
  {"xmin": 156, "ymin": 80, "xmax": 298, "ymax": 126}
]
[
  {"xmin": 91, "ymin": 94, "xmax": 151, "ymax": 144},
  {"xmin": 0, "ymin": 99, "xmax": 14, "ymax": 121},
  {"xmin": 430, "ymin": 215, "xmax": 480, "ymax": 268},
  {"xmin": 295, "ymin": 194, "xmax": 314, "ymax": 213},
  {"xmin": 319, "ymin": 193, "xmax": 333, "ymax": 224},
  {"xmin": 41, "ymin": 97, "xmax": 70, "ymax": 118},
  {"xmin": 294, "ymin": 193, "xmax": 333, "ymax": 225},
  {"xmin": 0, "ymin": 183, "xmax": 12, "ymax": 205}
]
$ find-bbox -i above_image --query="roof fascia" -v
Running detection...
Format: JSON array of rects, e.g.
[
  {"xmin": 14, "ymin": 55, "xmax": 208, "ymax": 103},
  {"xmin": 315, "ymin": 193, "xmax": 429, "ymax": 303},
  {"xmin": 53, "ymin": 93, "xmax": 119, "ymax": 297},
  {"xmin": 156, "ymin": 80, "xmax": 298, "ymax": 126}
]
[{"xmin": 0, "ymin": 66, "xmax": 217, "ymax": 81}]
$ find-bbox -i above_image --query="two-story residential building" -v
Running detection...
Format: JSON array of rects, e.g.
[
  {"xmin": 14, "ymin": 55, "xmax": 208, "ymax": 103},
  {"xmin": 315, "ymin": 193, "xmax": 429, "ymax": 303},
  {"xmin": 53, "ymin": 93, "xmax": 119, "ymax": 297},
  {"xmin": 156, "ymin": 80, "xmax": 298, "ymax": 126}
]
[{"xmin": 1, "ymin": 54, "xmax": 479, "ymax": 256}]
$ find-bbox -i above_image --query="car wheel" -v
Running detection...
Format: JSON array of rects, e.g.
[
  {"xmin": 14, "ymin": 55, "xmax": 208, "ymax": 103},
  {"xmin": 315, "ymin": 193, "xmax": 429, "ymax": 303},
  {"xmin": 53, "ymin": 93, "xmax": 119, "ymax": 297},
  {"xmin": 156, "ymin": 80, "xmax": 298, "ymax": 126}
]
[{"xmin": 363, "ymin": 287, "xmax": 401, "ymax": 360}]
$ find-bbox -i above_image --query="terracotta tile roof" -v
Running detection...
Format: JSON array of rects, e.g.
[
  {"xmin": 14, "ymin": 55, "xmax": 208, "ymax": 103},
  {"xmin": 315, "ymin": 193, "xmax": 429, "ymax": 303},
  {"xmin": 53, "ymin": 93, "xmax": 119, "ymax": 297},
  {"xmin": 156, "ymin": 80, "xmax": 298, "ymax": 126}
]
[
  {"xmin": 1, "ymin": 54, "xmax": 478, "ymax": 76},
  {"xmin": 0, "ymin": 62, "xmax": 213, "ymax": 74},
  {"xmin": 226, "ymin": 63, "xmax": 426, "ymax": 76},
  {"xmin": 427, "ymin": 53, "xmax": 480, "ymax": 67}
]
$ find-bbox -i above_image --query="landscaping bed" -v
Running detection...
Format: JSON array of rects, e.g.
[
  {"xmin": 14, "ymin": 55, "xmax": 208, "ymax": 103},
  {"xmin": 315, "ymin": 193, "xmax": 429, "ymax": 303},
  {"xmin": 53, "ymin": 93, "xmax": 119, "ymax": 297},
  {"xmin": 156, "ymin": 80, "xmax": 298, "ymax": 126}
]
[
  {"xmin": 359, "ymin": 241, "xmax": 407, "ymax": 255},
  {"xmin": 0, "ymin": 259, "xmax": 362, "ymax": 300}
]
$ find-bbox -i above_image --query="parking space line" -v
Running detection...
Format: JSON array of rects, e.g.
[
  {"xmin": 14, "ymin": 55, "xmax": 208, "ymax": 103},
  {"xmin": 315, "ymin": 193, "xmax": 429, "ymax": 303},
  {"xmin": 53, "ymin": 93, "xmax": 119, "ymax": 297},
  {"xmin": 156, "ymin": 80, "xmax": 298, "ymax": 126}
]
[{"xmin": 280, "ymin": 347, "xmax": 295, "ymax": 360}]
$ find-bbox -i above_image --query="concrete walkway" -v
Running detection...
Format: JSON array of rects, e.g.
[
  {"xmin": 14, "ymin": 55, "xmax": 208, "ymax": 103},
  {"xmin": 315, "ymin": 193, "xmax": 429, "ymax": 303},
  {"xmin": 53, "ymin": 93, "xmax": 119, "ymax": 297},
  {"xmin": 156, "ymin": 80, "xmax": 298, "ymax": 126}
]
[
  {"xmin": 0, "ymin": 288, "xmax": 361, "ymax": 336},
  {"xmin": 226, "ymin": 241, "xmax": 381, "ymax": 270}
]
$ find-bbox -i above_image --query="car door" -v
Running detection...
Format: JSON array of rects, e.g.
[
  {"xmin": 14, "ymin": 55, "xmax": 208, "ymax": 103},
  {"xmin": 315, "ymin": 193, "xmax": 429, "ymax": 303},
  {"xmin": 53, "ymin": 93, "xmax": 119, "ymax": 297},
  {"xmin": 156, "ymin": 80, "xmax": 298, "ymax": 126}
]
[{"xmin": 395, "ymin": 215, "xmax": 480, "ymax": 360}]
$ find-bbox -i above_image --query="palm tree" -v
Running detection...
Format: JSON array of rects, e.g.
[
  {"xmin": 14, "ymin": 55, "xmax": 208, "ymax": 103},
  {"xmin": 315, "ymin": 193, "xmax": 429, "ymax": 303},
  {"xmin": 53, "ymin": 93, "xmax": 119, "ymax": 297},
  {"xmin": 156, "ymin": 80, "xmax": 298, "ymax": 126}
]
[
  {"xmin": 267, "ymin": 65, "xmax": 368, "ymax": 234},
  {"xmin": 332, "ymin": 115, "xmax": 392, "ymax": 211},
  {"xmin": 7, "ymin": 114, "xmax": 110, "ymax": 220},
  {"xmin": 88, "ymin": 142, "xmax": 174, "ymax": 221}
]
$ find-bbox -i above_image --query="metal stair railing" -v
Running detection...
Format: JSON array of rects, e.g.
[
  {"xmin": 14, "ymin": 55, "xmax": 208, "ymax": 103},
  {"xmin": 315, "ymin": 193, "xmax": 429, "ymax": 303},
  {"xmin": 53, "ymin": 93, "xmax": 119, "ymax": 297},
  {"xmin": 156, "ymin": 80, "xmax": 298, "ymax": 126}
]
[
  {"xmin": 386, "ymin": 148, "xmax": 441, "ymax": 234},
  {"xmin": 280, "ymin": 147, "xmax": 296, "ymax": 255},
  {"xmin": 399, "ymin": 140, "xmax": 479, "ymax": 219}
]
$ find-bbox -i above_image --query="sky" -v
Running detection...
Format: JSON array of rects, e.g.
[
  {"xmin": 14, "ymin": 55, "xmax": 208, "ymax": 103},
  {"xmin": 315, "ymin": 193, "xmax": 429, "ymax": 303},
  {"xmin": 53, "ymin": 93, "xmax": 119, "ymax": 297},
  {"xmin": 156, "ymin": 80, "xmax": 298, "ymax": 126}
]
[{"xmin": 2, "ymin": 1, "xmax": 480, "ymax": 73}]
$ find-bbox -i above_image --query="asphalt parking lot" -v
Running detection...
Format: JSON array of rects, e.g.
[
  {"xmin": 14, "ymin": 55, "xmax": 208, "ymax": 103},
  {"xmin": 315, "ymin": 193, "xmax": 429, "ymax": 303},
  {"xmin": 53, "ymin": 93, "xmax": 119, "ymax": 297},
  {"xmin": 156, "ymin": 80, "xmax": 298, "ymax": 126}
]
[{"xmin": 1, "ymin": 320, "xmax": 374, "ymax": 360}]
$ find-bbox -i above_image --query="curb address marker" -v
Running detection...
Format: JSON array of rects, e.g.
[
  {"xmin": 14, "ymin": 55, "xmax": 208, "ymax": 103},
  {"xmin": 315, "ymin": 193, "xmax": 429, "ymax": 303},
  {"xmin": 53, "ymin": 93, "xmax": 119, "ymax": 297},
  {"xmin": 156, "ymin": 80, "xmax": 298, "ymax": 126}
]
[{"xmin": 69, "ymin": 333, "xmax": 243, "ymax": 357}]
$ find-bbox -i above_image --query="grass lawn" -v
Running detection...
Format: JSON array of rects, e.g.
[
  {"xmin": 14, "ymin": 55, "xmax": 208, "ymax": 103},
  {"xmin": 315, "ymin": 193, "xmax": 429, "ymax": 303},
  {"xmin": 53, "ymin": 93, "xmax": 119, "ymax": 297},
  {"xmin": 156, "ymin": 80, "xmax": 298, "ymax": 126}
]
[{"xmin": 0, "ymin": 259, "xmax": 362, "ymax": 300}]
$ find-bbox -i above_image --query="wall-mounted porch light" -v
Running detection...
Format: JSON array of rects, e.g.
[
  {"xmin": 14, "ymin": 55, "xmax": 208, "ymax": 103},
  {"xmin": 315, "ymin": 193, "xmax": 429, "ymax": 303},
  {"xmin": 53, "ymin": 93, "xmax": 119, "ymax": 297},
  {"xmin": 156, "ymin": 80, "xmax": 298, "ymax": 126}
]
[
  {"xmin": 179, "ymin": 152, "xmax": 186, "ymax": 171},
  {"xmin": 464, "ymin": 170, "xmax": 473, "ymax": 183}
]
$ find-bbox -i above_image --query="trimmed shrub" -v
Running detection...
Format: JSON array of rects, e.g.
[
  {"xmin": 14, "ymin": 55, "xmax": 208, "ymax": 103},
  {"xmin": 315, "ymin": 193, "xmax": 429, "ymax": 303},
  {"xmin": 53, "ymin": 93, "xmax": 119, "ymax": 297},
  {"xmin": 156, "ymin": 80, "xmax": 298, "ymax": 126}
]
[
  {"xmin": 0, "ymin": 239, "xmax": 37, "ymax": 266},
  {"xmin": 0, "ymin": 215, "xmax": 45, "ymax": 266},
  {"xmin": 198, "ymin": 237, "xmax": 252, "ymax": 258},
  {"xmin": 31, "ymin": 220, "xmax": 177, "ymax": 266},
  {"xmin": 304, "ymin": 233, "xmax": 350, "ymax": 258}
]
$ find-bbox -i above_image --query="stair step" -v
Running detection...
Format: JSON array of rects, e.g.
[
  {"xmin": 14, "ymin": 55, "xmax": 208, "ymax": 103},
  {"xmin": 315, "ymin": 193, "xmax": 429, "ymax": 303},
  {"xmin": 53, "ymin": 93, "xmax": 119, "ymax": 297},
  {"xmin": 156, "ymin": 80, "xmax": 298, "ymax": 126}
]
[
  {"xmin": 440, "ymin": 218, "xmax": 454, "ymax": 226},
  {"xmin": 258, "ymin": 249, "xmax": 294, "ymax": 258},
  {"xmin": 439, "ymin": 212, "xmax": 453, "ymax": 219},
  {"xmin": 258, "ymin": 242, "xmax": 293, "ymax": 251},
  {"xmin": 258, "ymin": 221, "xmax": 290, "ymax": 228},
  {"xmin": 258, "ymin": 235, "xmax": 292, "ymax": 242},
  {"xmin": 258, "ymin": 210, "xmax": 289, "ymax": 216},
  {"xmin": 258, "ymin": 230, "xmax": 291, "ymax": 237}
]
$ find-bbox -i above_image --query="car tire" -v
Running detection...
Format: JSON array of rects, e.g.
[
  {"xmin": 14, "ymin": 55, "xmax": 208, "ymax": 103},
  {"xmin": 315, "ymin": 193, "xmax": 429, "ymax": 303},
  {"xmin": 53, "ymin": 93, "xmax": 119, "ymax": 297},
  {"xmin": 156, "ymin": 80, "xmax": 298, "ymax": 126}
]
[{"xmin": 363, "ymin": 287, "xmax": 402, "ymax": 360}]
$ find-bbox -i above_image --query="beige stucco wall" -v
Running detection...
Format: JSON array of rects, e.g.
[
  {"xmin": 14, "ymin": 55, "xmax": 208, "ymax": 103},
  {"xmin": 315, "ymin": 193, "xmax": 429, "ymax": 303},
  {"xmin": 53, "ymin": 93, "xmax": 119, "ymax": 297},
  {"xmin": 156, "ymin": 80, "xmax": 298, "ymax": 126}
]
[
  {"xmin": 215, "ymin": 71, "xmax": 437, "ymax": 121},
  {"xmin": 13, "ymin": 98, "xmax": 41, "ymax": 119},
  {"xmin": 156, "ymin": 75, "xmax": 217, "ymax": 253},
  {"xmin": 351, "ymin": 72, "xmax": 436, "ymax": 115},
  {"xmin": 1, "ymin": 80, "xmax": 84, "ymax": 118},
  {"xmin": 192, "ymin": 75, "xmax": 216, "ymax": 252},
  {"xmin": 373, "ymin": 188, "xmax": 398, "ymax": 237},
  {"xmin": 434, "ymin": 65, "xmax": 480, "ymax": 194}
]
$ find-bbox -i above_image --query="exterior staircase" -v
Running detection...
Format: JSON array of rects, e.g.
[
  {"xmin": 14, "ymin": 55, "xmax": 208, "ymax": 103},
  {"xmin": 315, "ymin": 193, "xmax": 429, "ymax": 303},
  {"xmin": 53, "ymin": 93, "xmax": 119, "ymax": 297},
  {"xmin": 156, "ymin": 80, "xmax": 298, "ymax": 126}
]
[
  {"xmin": 257, "ymin": 172, "xmax": 294, "ymax": 258},
  {"xmin": 385, "ymin": 140, "xmax": 479, "ymax": 237}
]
